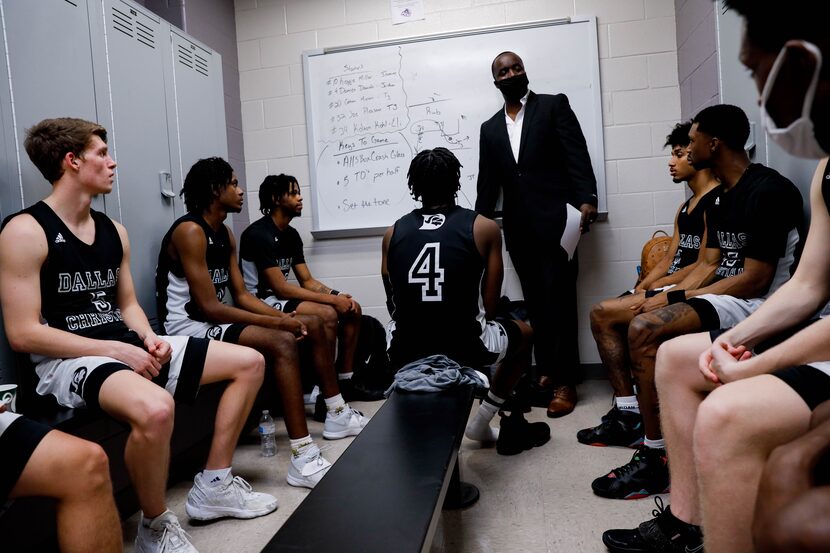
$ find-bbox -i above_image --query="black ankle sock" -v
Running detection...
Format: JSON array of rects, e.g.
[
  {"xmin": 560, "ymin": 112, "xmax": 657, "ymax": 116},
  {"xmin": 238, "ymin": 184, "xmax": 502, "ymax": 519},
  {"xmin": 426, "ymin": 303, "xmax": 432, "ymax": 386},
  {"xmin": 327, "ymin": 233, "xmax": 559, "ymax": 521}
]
[{"xmin": 661, "ymin": 507, "xmax": 701, "ymax": 538}]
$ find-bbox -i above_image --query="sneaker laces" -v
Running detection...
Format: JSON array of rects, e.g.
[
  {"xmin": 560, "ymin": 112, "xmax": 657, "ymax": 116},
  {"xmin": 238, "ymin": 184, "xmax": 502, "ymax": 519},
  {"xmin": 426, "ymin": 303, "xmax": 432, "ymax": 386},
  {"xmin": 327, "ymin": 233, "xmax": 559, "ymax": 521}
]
[
  {"xmin": 228, "ymin": 475, "xmax": 257, "ymax": 499},
  {"xmin": 158, "ymin": 518, "xmax": 194, "ymax": 553},
  {"xmin": 608, "ymin": 447, "xmax": 648, "ymax": 477},
  {"xmin": 295, "ymin": 444, "xmax": 332, "ymax": 472},
  {"xmin": 307, "ymin": 445, "xmax": 331, "ymax": 476},
  {"xmin": 650, "ymin": 495, "xmax": 668, "ymax": 519}
]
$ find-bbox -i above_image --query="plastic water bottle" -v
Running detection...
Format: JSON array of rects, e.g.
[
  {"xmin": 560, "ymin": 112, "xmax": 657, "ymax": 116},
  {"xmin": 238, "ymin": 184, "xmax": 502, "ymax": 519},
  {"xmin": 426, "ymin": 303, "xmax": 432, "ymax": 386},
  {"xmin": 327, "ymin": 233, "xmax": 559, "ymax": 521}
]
[{"xmin": 259, "ymin": 410, "xmax": 277, "ymax": 457}]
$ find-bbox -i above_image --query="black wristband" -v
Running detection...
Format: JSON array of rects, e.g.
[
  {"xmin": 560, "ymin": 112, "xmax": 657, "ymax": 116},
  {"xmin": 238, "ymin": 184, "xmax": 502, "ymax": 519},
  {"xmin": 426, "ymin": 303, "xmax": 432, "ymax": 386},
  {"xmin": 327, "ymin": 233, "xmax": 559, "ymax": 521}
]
[
  {"xmin": 667, "ymin": 289, "xmax": 686, "ymax": 304},
  {"xmin": 330, "ymin": 289, "xmax": 340, "ymax": 296},
  {"xmin": 644, "ymin": 289, "xmax": 658, "ymax": 298}
]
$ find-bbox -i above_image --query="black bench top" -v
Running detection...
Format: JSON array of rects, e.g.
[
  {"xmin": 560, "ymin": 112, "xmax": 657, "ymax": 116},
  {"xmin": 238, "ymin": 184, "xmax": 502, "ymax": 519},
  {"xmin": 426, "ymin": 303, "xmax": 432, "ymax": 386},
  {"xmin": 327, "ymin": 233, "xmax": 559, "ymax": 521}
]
[{"xmin": 262, "ymin": 385, "xmax": 475, "ymax": 553}]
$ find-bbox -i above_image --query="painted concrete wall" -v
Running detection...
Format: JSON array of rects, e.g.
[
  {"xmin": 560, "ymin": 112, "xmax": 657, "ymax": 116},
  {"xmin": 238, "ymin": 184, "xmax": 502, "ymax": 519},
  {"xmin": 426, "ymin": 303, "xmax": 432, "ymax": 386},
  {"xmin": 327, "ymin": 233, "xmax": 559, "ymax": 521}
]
[{"xmin": 675, "ymin": 0, "xmax": 718, "ymax": 120}]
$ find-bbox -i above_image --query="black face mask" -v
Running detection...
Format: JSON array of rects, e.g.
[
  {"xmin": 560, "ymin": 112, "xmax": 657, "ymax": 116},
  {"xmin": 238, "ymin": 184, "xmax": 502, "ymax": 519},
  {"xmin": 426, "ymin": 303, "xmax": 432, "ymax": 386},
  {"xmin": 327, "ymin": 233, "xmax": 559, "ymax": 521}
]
[{"xmin": 494, "ymin": 73, "xmax": 529, "ymax": 103}]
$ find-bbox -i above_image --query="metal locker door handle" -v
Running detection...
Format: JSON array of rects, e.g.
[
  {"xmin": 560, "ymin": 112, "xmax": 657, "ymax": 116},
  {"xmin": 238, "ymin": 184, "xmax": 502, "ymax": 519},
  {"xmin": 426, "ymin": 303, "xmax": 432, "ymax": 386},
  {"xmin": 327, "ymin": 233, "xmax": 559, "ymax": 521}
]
[{"xmin": 159, "ymin": 171, "xmax": 175, "ymax": 198}]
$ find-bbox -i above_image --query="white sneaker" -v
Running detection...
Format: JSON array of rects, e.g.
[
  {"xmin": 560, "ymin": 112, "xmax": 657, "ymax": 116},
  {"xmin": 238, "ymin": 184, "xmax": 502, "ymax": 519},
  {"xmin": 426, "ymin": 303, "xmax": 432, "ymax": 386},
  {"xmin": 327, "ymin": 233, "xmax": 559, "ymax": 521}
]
[
  {"xmin": 185, "ymin": 472, "xmax": 278, "ymax": 521},
  {"xmin": 135, "ymin": 510, "xmax": 198, "ymax": 553},
  {"xmin": 286, "ymin": 443, "xmax": 332, "ymax": 489},
  {"xmin": 323, "ymin": 405, "xmax": 369, "ymax": 439},
  {"xmin": 464, "ymin": 423, "xmax": 499, "ymax": 442}
]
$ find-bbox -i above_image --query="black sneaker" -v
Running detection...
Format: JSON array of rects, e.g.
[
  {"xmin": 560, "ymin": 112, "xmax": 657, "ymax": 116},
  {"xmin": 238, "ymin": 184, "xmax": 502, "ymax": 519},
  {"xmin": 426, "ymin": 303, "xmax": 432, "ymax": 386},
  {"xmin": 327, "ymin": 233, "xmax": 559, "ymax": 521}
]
[
  {"xmin": 602, "ymin": 497, "xmax": 703, "ymax": 552},
  {"xmin": 339, "ymin": 378, "xmax": 385, "ymax": 402},
  {"xmin": 313, "ymin": 394, "xmax": 327, "ymax": 423},
  {"xmin": 592, "ymin": 446, "xmax": 669, "ymax": 499},
  {"xmin": 577, "ymin": 407, "xmax": 644, "ymax": 448},
  {"xmin": 496, "ymin": 412, "xmax": 551, "ymax": 455}
]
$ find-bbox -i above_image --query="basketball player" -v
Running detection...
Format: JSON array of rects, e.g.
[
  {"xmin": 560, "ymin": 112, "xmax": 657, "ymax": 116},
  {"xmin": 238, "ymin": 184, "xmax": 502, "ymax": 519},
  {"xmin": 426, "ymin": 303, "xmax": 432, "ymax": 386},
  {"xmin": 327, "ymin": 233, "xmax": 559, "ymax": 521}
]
[
  {"xmin": 157, "ymin": 157, "xmax": 369, "ymax": 490},
  {"xmin": 0, "ymin": 118, "xmax": 277, "ymax": 553},
  {"xmin": 382, "ymin": 147, "xmax": 548, "ymax": 455}
]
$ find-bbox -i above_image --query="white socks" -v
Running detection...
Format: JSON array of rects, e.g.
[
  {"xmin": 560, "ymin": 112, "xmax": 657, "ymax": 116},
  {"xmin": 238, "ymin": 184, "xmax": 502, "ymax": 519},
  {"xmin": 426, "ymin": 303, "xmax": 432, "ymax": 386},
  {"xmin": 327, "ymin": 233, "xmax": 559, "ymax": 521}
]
[
  {"xmin": 464, "ymin": 392, "xmax": 504, "ymax": 442},
  {"xmin": 616, "ymin": 395, "xmax": 640, "ymax": 414},
  {"xmin": 644, "ymin": 437, "xmax": 665, "ymax": 450},
  {"xmin": 337, "ymin": 372, "xmax": 354, "ymax": 380},
  {"xmin": 200, "ymin": 467, "xmax": 232, "ymax": 486},
  {"xmin": 290, "ymin": 435, "xmax": 313, "ymax": 458},
  {"xmin": 324, "ymin": 393, "xmax": 346, "ymax": 413}
]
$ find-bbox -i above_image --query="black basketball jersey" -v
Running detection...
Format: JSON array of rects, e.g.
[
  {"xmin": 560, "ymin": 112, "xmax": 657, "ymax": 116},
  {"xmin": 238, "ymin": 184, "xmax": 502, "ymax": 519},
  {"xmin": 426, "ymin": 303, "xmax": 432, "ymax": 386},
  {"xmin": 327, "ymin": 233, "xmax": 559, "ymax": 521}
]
[
  {"xmin": 3, "ymin": 201, "xmax": 132, "ymax": 341},
  {"xmin": 156, "ymin": 213, "xmax": 232, "ymax": 327},
  {"xmin": 387, "ymin": 205, "xmax": 486, "ymax": 364},
  {"xmin": 822, "ymin": 159, "xmax": 830, "ymax": 215},
  {"xmin": 667, "ymin": 186, "xmax": 721, "ymax": 274}
]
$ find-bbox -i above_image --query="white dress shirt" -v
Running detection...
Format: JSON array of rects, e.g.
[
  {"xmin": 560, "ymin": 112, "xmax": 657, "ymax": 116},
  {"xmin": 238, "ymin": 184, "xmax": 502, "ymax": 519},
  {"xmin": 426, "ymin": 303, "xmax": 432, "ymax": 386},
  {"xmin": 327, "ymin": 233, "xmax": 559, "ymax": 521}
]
[{"xmin": 504, "ymin": 91, "xmax": 529, "ymax": 163}]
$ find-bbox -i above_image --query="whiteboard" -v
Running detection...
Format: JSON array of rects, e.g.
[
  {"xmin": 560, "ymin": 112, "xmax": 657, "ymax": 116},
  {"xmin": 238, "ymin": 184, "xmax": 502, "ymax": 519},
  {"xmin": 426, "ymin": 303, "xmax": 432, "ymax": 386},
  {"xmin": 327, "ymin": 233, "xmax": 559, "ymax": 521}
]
[{"xmin": 303, "ymin": 18, "xmax": 605, "ymax": 237}]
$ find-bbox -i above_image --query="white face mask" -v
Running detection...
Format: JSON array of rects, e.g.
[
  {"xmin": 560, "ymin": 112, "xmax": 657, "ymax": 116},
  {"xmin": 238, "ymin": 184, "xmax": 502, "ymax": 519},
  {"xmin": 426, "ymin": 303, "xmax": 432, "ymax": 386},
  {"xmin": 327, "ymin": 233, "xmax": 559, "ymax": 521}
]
[{"xmin": 760, "ymin": 41, "xmax": 828, "ymax": 159}]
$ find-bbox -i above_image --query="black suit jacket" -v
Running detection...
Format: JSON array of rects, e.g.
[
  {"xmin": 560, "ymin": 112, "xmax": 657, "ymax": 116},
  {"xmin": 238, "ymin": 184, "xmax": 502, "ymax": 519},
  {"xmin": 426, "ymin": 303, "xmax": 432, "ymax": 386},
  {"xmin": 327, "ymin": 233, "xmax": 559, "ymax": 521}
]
[{"xmin": 475, "ymin": 91, "xmax": 597, "ymax": 252}]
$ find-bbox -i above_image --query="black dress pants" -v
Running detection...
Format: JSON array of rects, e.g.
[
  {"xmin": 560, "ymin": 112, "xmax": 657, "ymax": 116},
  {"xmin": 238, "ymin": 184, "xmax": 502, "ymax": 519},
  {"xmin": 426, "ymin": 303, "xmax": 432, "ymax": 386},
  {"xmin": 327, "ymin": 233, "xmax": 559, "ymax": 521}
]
[{"xmin": 509, "ymin": 242, "xmax": 581, "ymax": 387}]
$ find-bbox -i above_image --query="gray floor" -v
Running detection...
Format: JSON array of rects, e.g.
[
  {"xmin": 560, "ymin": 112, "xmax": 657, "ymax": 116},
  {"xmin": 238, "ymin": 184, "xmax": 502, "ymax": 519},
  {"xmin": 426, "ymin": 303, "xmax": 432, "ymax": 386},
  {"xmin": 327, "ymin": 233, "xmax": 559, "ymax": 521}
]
[{"xmin": 123, "ymin": 380, "xmax": 665, "ymax": 552}]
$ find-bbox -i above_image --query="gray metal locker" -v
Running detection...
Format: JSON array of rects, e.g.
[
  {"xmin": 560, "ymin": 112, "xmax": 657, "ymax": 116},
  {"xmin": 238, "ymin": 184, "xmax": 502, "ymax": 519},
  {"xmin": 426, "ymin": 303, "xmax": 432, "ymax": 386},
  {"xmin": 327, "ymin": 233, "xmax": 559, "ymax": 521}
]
[
  {"xmin": 0, "ymin": 0, "xmax": 102, "ymax": 382},
  {"xmin": 102, "ymin": 0, "xmax": 176, "ymax": 322},
  {"xmin": 168, "ymin": 29, "xmax": 227, "ymax": 216},
  {"xmin": 0, "ymin": 0, "xmax": 101, "ymax": 216}
]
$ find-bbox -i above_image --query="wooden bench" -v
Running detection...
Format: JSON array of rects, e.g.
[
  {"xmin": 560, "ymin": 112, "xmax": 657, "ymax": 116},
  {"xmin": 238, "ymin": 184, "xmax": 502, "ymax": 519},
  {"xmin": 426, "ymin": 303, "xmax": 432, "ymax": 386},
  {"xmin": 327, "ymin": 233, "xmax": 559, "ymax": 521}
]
[
  {"xmin": 262, "ymin": 385, "xmax": 479, "ymax": 553},
  {"xmin": 0, "ymin": 355, "xmax": 226, "ymax": 552}
]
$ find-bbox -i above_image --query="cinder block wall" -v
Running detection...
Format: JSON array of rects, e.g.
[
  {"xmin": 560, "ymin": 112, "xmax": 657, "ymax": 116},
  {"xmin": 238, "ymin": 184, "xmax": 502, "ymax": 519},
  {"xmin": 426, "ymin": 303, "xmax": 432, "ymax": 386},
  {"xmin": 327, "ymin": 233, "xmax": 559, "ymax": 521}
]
[{"xmin": 675, "ymin": 0, "xmax": 719, "ymax": 120}]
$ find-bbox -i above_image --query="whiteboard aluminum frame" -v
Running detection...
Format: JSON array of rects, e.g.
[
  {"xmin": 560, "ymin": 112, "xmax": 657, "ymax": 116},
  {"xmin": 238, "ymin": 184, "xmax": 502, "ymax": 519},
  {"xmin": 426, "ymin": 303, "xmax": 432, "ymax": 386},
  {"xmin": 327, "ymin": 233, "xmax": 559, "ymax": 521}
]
[{"xmin": 303, "ymin": 16, "xmax": 605, "ymax": 239}]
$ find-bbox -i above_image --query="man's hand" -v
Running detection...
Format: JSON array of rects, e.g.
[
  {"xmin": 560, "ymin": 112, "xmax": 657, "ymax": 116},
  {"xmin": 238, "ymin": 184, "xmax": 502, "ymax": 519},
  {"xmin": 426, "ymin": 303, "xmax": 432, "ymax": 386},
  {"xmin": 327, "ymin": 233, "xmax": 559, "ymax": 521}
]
[
  {"xmin": 699, "ymin": 339, "xmax": 752, "ymax": 384},
  {"xmin": 627, "ymin": 294, "xmax": 647, "ymax": 315},
  {"xmin": 271, "ymin": 311, "xmax": 308, "ymax": 339},
  {"xmin": 331, "ymin": 294, "xmax": 356, "ymax": 315},
  {"xmin": 144, "ymin": 334, "xmax": 172, "ymax": 365},
  {"xmin": 108, "ymin": 340, "xmax": 163, "ymax": 380},
  {"xmin": 641, "ymin": 294, "xmax": 669, "ymax": 312},
  {"xmin": 0, "ymin": 403, "xmax": 6, "ymax": 414},
  {"xmin": 579, "ymin": 203, "xmax": 598, "ymax": 234}
]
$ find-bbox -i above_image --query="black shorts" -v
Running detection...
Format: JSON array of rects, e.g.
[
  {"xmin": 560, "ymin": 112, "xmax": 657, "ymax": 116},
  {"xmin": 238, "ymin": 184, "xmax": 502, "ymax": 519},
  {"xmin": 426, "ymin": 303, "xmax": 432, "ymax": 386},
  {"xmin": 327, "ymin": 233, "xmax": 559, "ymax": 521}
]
[
  {"xmin": 0, "ymin": 414, "xmax": 51, "ymax": 503},
  {"xmin": 710, "ymin": 319, "xmax": 830, "ymax": 410},
  {"xmin": 774, "ymin": 365, "xmax": 830, "ymax": 410},
  {"xmin": 389, "ymin": 317, "xmax": 522, "ymax": 371}
]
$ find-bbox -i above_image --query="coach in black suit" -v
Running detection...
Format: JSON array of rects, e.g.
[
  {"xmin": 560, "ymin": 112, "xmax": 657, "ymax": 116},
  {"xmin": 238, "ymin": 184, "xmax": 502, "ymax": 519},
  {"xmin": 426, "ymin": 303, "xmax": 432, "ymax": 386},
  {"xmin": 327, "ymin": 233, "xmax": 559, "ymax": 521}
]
[{"xmin": 475, "ymin": 51, "xmax": 597, "ymax": 418}]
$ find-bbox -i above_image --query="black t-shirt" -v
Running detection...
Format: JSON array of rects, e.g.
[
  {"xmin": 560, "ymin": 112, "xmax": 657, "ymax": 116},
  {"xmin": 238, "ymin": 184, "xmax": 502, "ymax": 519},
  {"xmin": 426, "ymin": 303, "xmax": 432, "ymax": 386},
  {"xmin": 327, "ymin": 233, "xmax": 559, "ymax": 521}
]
[
  {"xmin": 238, "ymin": 216, "xmax": 305, "ymax": 299},
  {"xmin": 667, "ymin": 185, "xmax": 721, "ymax": 274},
  {"xmin": 705, "ymin": 164, "xmax": 803, "ymax": 296},
  {"xmin": 387, "ymin": 205, "xmax": 486, "ymax": 366},
  {"xmin": 1, "ymin": 202, "xmax": 139, "ymax": 345}
]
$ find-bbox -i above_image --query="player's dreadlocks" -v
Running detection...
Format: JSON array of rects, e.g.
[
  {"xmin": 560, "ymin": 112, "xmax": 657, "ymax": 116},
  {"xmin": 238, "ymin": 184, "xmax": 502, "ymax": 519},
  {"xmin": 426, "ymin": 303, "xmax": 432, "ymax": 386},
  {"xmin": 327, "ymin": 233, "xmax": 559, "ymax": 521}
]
[{"xmin": 406, "ymin": 147, "xmax": 462, "ymax": 207}]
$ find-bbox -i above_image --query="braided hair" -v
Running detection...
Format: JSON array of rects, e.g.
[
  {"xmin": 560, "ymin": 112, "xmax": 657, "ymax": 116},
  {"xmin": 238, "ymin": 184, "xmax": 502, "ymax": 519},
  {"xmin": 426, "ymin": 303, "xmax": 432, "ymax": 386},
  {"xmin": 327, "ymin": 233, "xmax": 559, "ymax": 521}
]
[
  {"xmin": 181, "ymin": 157, "xmax": 234, "ymax": 213},
  {"xmin": 407, "ymin": 147, "xmax": 462, "ymax": 206}
]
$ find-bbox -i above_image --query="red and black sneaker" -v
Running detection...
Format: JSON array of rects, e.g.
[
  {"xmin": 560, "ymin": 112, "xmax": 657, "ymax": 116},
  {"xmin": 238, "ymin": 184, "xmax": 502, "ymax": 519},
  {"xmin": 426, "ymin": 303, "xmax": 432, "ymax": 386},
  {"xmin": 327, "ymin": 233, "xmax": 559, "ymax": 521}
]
[
  {"xmin": 592, "ymin": 446, "xmax": 669, "ymax": 500},
  {"xmin": 577, "ymin": 406, "xmax": 644, "ymax": 448}
]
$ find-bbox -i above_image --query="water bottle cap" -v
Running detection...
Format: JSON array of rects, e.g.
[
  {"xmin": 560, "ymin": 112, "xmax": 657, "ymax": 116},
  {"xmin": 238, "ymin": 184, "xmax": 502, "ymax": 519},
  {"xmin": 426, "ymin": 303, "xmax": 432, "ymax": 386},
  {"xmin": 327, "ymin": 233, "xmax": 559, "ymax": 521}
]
[{"xmin": 263, "ymin": 410, "xmax": 270, "ymax": 415}]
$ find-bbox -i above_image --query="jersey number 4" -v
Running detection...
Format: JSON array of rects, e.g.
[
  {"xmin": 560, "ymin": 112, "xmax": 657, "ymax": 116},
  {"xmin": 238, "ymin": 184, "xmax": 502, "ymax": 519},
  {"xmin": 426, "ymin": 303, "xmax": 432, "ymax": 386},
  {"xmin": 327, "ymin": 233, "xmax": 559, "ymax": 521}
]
[{"xmin": 408, "ymin": 242, "xmax": 444, "ymax": 301}]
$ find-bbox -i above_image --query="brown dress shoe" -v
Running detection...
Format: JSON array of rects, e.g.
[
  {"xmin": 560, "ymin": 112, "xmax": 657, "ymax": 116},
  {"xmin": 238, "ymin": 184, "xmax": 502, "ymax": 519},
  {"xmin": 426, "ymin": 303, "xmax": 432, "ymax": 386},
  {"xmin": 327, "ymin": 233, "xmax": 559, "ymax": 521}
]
[{"xmin": 546, "ymin": 385, "xmax": 577, "ymax": 418}]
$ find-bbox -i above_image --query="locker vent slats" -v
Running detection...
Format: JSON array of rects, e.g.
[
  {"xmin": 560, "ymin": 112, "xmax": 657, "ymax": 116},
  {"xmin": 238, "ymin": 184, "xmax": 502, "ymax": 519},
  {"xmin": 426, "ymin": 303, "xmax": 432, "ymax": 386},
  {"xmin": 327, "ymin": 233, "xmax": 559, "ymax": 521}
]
[
  {"xmin": 111, "ymin": 5, "xmax": 155, "ymax": 50},
  {"xmin": 135, "ymin": 20, "xmax": 155, "ymax": 49},
  {"xmin": 177, "ymin": 44, "xmax": 193, "ymax": 69},
  {"xmin": 177, "ymin": 42, "xmax": 209, "ymax": 77},
  {"xmin": 111, "ymin": 6, "xmax": 133, "ymax": 38},
  {"xmin": 194, "ymin": 53, "xmax": 209, "ymax": 76}
]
